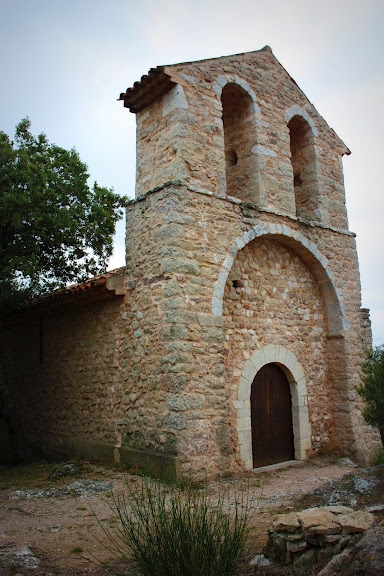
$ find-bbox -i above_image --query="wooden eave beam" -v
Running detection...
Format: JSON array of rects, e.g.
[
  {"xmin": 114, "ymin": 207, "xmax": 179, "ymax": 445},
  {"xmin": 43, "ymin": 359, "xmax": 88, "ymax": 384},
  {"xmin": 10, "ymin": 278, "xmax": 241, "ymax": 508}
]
[{"xmin": 119, "ymin": 66, "xmax": 188, "ymax": 113}]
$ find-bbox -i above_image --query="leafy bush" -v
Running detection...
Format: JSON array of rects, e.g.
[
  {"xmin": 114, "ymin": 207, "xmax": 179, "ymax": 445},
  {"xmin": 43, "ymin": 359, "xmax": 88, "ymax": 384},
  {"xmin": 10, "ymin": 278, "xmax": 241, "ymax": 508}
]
[
  {"xmin": 99, "ymin": 477, "xmax": 255, "ymax": 576},
  {"xmin": 372, "ymin": 447, "xmax": 384, "ymax": 466},
  {"xmin": 357, "ymin": 346, "xmax": 384, "ymax": 445}
]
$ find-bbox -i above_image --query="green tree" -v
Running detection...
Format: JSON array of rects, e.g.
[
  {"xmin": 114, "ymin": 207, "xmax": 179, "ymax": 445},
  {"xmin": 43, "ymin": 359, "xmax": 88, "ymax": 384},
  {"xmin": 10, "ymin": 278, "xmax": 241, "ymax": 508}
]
[
  {"xmin": 0, "ymin": 118, "xmax": 125, "ymax": 314},
  {"xmin": 357, "ymin": 346, "xmax": 384, "ymax": 445}
]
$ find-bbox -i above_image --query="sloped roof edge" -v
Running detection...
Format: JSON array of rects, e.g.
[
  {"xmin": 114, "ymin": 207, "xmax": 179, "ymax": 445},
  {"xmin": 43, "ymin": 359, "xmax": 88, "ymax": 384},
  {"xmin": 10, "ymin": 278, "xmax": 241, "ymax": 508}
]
[
  {"xmin": 118, "ymin": 46, "xmax": 273, "ymax": 113},
  {"xmin": 17, "ymin": 266, "xmax": 127, "ymax": 312},
  {"xmin": 118, "ymin": 46, "xmax": 350, "ymax": 154}
]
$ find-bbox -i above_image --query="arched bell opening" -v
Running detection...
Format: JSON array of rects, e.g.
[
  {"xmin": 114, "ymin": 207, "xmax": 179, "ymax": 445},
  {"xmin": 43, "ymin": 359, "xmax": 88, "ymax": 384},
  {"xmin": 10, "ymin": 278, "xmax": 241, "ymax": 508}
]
[{"xmin": 221, "ymin": 83, "xmax": 260, "ymax": 204}]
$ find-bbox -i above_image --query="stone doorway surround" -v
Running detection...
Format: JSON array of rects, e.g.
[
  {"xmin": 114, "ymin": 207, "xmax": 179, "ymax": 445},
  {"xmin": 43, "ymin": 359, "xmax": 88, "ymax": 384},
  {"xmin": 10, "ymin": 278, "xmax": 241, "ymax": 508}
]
[{"xmin": 235, "ymin": 345, "xmax": 311, "ymax": 470}]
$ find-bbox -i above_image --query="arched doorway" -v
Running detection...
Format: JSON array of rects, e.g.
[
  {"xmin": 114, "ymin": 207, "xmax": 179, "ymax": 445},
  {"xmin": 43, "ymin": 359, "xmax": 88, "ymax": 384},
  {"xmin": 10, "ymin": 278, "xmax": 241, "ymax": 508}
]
[{"xmin": 251, "ymin": 363, "xmax": 294, "ymax": 468}]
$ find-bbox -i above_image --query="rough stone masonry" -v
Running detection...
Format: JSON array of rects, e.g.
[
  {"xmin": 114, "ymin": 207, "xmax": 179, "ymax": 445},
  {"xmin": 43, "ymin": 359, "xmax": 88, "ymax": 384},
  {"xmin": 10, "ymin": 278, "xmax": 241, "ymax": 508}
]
[{"xmin": 1, "ymin": 47, "xmax": 381, "ymax": 478}]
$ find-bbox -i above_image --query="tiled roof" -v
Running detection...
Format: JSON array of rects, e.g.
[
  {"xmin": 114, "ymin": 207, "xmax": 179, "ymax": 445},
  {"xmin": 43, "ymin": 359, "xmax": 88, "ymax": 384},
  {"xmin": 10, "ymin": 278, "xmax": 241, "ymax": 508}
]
[
  {"xmin": 118, "ymin": 66, "xmax": 176, "ymax": 112},
  {"xmin": 19, "ymin": 266, "xmax": 127, "ymax": 310}
]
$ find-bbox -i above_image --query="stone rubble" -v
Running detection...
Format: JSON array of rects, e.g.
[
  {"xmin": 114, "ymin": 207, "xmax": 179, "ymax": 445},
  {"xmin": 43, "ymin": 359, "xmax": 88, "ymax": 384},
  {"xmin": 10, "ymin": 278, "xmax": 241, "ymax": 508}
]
[
  {"xmin": 0, "ymin": 545, "xmax": 41, "ymax": 572},
  {"xmin": 305, "ymin": 473, "xmax": 378, "ymax": 508},
  {"xmin": 9, "ymin": 479, "xmax": 114, "ymax": 500},
  {"xmin": 264, "ymin": 505, "xmax": 375, "ymax": 566}
]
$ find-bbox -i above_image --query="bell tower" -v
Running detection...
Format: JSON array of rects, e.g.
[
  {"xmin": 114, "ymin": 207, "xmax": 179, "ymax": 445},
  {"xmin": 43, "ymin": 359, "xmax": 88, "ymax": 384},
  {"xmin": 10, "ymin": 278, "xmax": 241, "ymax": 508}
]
[{"xmin": 118, "ymin": 47, "xmax": 376, "ymax": 478}]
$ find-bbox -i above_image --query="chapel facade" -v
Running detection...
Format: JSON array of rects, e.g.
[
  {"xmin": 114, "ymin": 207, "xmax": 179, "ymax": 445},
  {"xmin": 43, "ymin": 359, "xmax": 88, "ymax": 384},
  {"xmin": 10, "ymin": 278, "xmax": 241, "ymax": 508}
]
[{"xmin": 1, "ymin": 47, "xmax": 379, "ymax": 477}]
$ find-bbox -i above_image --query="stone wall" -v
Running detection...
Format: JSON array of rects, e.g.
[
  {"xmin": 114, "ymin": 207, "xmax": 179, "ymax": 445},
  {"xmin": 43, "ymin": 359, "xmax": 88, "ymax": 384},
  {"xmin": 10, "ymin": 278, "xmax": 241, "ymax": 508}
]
[
  {"xmin": 122, "ymin": 182, "xmax": 378, "ymax": 477},
  {"xmin": 2, "ymin": 293, "xmax": 123, "ymax": 456}
]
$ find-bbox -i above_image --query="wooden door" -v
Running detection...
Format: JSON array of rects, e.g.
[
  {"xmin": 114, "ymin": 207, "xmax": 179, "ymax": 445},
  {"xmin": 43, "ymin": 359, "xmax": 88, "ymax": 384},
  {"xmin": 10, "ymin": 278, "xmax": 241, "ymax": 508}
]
[{"xmin": 251, "ymin": 363, "xmax": 294, "ymax": 468}]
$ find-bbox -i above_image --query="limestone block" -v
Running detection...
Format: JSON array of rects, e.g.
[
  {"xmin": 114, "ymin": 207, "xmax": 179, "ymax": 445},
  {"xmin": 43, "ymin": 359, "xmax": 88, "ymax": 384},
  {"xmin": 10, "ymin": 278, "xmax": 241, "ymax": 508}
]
[
  {"xmin": 211, "ymin": 296, "xmax": 222, "ymax": 316},
  {"xmin": 217, "ymin": 268, "xmax": 230, "ymax": 287},
  {"xmin": 235, "ymin": 236, "xmax": 246, "ymax": 250},
  {"xmin": 162, "ymin": 84, "xmax": 188, "ymax": 117},
  {"xmin": 290, "ymin": 360, "xmax": 305, "ymax": 382},
  {"xmin": 297, "ymin": 509, "xmax": 342, "ymax": 536},
  {"xmin": 236, "ymin": 407, "xmax": 251, "ymax": 420},
  {"xmin": 262, "ymin": 345, "xmax": 278, "ymax": 364},
  {"xmin": 284, "ymin": 349, "xmax": 297, "ymax": 371},
  {"xmin": 106, "ymin": 274, "xmax": 126, "ymax": 295},
  {"xmin": 213, "ymin": 280, "xmax": 225, "ymax": 299},
  {"xmin": 221, "ymin": 255, "xmax": 234, "ymax": 271},
  {"xmin": 167, "ymin": 393, "xmax": 205, "ymax": 412},
  {"xmin": 296, "ymin": 376, "xmax": 307, "ymax": 398},
  {"xmin": 291, "ymin": 392, "xmax": 306, "ymax": 408},
  {"xmin": 243, "ymin": 228, "xmax": 256, "ymax": 245},
  {"xmin": 322, "ymin": 506, "xmax": 354, "ymax": 514},
  {"xmin": 166, "ymin": 310, "xmax": 196, "ymax": 324},
  {"xmin": 241, "ymin": 360, "xmax": 256, "ymax": 383},
  {"xmin": 237, "ymin": 429, "xmax": 251, "ymax": 445},
  {"xmin": 233, "ymin": 400, "xmax": 244, "ymax": 409},
  {"xmin": 167, "ymin": 414, "xmax": 186, "ymax": 430},
  {"xmin": 161, "ymin": 297, "xmax": 185, "ymax": 311},
  {"xmin": 293, "ymin": 415, "xmax": 311, "ymax": 439},
  {"xmin": 286, "ymin": 540, "xmax": 307, "ymax": 553},
  {"xmin": 155, "ymin": 159, "xmax": 189, "ymax": 185},
  {"xmin": 160, "ymin": 325, "xmax": 189, "ymax": 341},
  {"xmin": 299, "ymin": 412, "xmax": 311, "ymax": 433},
  {"xmin": 236, "ymin": 417, "xmax": 251, "ymax": 432},
  {"xmin": 237, "ymin": 376, "xmax": 251, "ymax": 402},
  {"xmin": 165, "ymin": 212, "xmax": 195, "ymax": 225},
  {"xmin": 161, "ymin": 258, "xmax": 200, "ymax": 275},
  {"xmin": 239, "ymin": 441, "xmax": 252, "ymax": 462},
  {"xmin": 202, "ymin": 327, "xmax": 223, "ymax": 342},
  {"xmin": 250, "ymin": 349, "xmax": 267, "ymax": 372},
  {"xmin": 336, "ymin": 510, "xmax": 375, "ymax": 533},
  {"xmin": 177, "ymin": 141, "xmax": 205, "ymax": 165},
  {"xmin": 271, "ymin": 512, "xmax": 301, "ymax": 533},
  {"xmin": 252, "ymin": 144, "xmax": 277, "ymax": 157}
]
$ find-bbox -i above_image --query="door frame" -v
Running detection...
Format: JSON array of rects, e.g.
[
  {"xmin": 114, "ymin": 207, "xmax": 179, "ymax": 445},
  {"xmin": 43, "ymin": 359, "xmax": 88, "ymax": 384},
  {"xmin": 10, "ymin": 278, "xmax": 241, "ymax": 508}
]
[{"xmin": 235, "ymin": 344, "xmax": 311, "ymax": 470}]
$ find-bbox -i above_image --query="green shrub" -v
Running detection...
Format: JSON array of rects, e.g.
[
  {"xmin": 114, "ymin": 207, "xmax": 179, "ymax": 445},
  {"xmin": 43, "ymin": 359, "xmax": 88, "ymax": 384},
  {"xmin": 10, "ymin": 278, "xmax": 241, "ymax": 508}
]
[
  {"xmin": 372, "ymin": 447, "xmax": 384, "ymax": 466},
  {"xmin": 99, "ymin": 477, "xmax": 255, "ymax": 576},
  {"xmin": 357, "ymin": 346, "xmax": 384, "ymax": 445}
]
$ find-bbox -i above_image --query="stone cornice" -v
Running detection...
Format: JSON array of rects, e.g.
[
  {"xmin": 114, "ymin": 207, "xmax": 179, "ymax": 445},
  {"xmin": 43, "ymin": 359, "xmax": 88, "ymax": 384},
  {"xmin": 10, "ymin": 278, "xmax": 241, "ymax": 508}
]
[{"xmin": 125, "ymin": 181, "xmax": 356, "ymax": 238}]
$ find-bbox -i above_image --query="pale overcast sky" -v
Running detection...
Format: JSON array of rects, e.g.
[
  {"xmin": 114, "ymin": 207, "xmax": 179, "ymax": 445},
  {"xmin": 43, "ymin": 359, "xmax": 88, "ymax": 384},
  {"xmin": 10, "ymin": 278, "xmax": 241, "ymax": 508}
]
[{"xmin": 1, "ymin": 0, "xmax": 383, "ymax": 345}]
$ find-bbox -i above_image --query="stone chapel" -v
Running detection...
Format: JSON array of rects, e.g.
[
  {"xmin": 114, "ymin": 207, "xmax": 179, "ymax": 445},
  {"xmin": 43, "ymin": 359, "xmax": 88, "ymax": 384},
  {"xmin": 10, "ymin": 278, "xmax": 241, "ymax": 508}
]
[{"xmin": 1, "ymin": 47, "xmax": 380, "ymax": 477}]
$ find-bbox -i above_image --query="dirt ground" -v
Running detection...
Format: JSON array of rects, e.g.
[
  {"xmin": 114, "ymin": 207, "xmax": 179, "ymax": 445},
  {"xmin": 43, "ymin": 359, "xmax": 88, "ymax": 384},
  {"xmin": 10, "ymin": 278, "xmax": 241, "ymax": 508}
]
[{"xmin": 0, "ymin": 455, "xmax": 383, "ymax": 575}]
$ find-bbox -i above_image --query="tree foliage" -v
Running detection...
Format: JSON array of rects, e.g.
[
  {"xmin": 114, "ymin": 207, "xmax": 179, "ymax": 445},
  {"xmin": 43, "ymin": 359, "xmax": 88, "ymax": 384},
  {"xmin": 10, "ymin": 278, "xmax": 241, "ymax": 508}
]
[
  {"xmin": 0, "ymin": 118, "xmax": 125, "ymax": 314},
  {"xmin": 357, "ymin": 346, "xmax": 384, "ymax": 445}
]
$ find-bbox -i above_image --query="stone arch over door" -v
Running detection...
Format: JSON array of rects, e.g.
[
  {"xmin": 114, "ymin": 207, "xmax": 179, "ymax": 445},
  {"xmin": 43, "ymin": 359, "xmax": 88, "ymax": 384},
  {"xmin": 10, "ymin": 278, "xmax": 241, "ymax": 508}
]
[
  {"xmin": 212, "ymin": 223, "xmax": 349, "ymax": 336},
  {"xmin": 216, "ymin": 223, "xmax": 353, "ymax": 466},
  {"xmin": 236, "ymin": 345, "xmax": 311, "ymax": 470}
]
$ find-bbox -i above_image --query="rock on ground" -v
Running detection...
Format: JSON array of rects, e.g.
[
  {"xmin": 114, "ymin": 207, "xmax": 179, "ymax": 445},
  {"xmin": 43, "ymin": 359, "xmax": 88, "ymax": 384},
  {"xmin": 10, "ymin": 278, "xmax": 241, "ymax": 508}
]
[{"xmin": 317, "ymin": 525, "xmax": 384, "ymax": 576}]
